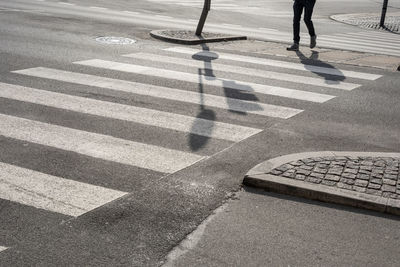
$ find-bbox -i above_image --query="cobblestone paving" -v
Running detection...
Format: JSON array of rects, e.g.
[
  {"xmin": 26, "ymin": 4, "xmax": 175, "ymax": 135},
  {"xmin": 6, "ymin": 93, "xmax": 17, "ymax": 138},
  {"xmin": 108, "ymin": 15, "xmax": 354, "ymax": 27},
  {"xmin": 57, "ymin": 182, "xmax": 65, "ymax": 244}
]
[
  {"xmin": 269, "ymin": 156, "xmax": 400, "ymax": 199},
  {"xmin": 332, "ymin": 14, "xmax": 400, "ymax": 34},
  {"xmin": 157, "ymin": 30, "xmax": 227, "ymax": 39}
]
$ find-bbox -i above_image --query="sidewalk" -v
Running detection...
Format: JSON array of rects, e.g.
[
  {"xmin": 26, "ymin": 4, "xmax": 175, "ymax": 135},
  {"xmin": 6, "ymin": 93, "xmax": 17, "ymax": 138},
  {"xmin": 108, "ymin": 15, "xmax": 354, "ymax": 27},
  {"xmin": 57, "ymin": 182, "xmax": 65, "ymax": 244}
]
[{"xmin": 164, "ymin": 152, "xmax": 400, "ymax": 267}]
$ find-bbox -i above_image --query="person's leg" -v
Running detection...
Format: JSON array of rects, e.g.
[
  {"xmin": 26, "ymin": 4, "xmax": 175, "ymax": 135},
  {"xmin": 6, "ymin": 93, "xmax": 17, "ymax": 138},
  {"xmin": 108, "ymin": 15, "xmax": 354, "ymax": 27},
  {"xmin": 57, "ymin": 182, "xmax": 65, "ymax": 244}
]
[
  {"xmin": 303, "ymin": 0, "xmax": 316, "ymax": 37},
  {"xmin": 287, "ymin": 0, "xmax": 303, "ymax": 51},
  {"xmin": 293, "ymin": 0, "xmax": 304, "ymax": 44}
]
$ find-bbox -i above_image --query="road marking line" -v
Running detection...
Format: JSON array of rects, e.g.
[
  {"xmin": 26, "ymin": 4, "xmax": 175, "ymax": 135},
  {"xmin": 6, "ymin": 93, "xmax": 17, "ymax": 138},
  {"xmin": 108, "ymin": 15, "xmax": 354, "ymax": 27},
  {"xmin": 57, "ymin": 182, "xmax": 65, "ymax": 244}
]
[
  {"xmin": 347, "ymin": 32, "xmax": 400, "ymax": 41},
  {"xmin": 13, "ymin": 67, "xmax": 302, "ymax": 119},
  {"xmin": 125, "ymin": 52, "xmax": 359, "ymax": 90},
  {"xmin": 0, "ymin": 82, "xmax": 262, "ymax": 142},
  {"xmin": 155, "ymin": 15, "xmax": 173, "ymax": 19},
  {"xmin": 0, "ymin": 246, "xmax": 8, "ymax": 253},
  {"xmin": 58, "ymin": 2, "xmax": 75, "ymax": 6},
  {"xmin": 222, "ymin": 24, "xmax": 243, "ymax": 27},
  {"xmin": 332, "ymin": 33, "xmax": 400, "ymax": 45},
  {"xmin": 163, "ymin": 47, "xmax": 382, "ymax": 80},
  {"xmin": 74, "ymin": 59, "xmax": 333, "ymax": 103},
  {"xmin": 316, "ymin": 39, "xmax": 400, "ymax": 56},
  {"xmin": 0, "ymin": 162, "xmax": 128, "ymax": 217},
  {"xmin": 258, "ymin": 28, "xmax": 279, "ymax": 31},
  {"xmin": 89, "ymin": 6, "xmax": 108, "ymax": 10},
  {"xmin": 0, "ymin": 113, "xmax": 204, "ymax": 173},
  {"xmin": 123, "ymin": 10, "xmax": 140, "ymax": 15},
  {"xmin": 318, "ymin": 35, "xmax": 400, "ymax": 51}
]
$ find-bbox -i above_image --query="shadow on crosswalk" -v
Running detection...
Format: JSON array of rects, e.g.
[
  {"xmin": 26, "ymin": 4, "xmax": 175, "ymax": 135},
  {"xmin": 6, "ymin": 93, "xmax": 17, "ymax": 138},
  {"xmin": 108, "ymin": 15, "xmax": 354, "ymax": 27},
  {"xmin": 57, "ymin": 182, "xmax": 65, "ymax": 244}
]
[
  {"xmin": 296, "ymin": 50, "xmax": 345, "ymax": 84},
  {"xmin": 190, "ymin": 43, "xmax": 262, "ymax": 151}
]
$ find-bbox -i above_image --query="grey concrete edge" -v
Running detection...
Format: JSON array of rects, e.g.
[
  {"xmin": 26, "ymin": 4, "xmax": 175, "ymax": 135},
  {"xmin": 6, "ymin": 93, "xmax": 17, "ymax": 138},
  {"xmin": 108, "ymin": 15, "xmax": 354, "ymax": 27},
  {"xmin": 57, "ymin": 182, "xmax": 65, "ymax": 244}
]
[
  {"xmin": 244, "ymin": 151, "xmax": 400, "ymax": 216},
  {"xmin": 150, "ymin": 30, "xmax": 247, "ymax": 45}
]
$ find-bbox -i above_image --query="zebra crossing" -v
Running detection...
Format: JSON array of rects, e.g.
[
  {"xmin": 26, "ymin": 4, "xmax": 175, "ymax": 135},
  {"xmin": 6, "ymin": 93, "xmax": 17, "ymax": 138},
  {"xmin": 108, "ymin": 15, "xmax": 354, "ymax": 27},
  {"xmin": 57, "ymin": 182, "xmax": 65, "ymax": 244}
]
[
  {"xmin": 146, "ymin": 0, "xmax": 292, "ymax": 16},
  {"xmin": 0, "ymin": 46, "xmax": 382, "ymax": 253},
  {"xmin": 311, "ymin": 31, "xmax": 400, "ymax": 57},
  {"xmin": 2, "ymin": 0, "xmax": 399, "ymax": 57}
]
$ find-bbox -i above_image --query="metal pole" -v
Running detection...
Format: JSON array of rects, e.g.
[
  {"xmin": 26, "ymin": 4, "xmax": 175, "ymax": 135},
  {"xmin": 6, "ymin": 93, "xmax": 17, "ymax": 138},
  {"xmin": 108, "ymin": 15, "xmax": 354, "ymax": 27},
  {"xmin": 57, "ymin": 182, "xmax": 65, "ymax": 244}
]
[
  {"xmin": 196, "ymin": 0, "xmax": 211, "ymax": 36},
  {"xmin": 380, "ymin": 0, "xmax": 389, "ymax": 27}
]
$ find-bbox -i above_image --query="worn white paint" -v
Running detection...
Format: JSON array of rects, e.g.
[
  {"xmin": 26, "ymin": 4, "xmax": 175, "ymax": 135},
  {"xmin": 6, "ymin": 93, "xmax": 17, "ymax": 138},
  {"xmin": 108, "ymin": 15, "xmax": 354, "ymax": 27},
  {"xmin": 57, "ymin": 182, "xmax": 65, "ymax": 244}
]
[
  {"xmin": 124, "ymin": 52, "xmax": 359, "ymax": 90},
  {"xmin": 0, "ymin": 82, "xmax": 261, "ymax": 142},
  {"xmin": 73, "ymin": 59, "xmax": 334, "ymax": 103},
  {"xmin": 0, "ymin": 114, "xmax": 204, "ymax": 173},
  {"xmin": 14, "ymin": 67, "xmax": 303, "ymax": 119},
  {"xmin": 163, "ymin": 47, "xmax": 382, "ymax": 80},
  {"xmin": 0, "ymin": 162, "xmax": 127, "ymax": 217}
]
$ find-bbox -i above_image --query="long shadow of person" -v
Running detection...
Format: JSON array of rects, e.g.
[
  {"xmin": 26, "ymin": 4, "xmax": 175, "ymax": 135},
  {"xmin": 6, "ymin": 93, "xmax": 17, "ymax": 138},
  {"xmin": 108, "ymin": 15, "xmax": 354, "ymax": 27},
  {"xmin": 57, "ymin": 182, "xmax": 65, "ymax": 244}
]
[{"xmin": 295, "ymin": 50, "xmax": 345, "ymax": 85}]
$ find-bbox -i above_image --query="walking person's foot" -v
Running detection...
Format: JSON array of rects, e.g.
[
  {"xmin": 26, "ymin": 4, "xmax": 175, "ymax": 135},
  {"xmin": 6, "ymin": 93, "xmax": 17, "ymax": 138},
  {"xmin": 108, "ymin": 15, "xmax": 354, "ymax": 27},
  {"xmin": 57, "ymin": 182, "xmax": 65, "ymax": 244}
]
[
  {"xmin": 286, "ymin": 43, "xmax": 299, "ymax": 51},
  {"xmin": 310, "ymin": 35, "xmax": 317, "ymax": 48}
]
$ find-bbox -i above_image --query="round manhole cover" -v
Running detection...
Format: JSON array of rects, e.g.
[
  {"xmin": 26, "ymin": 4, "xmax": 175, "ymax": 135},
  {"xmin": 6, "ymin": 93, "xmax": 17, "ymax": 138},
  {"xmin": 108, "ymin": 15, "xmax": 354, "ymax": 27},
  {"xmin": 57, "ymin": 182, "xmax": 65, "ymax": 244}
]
[{"xmin": 95, "ymin": 36, "xmax": 137, "ymax": 45}]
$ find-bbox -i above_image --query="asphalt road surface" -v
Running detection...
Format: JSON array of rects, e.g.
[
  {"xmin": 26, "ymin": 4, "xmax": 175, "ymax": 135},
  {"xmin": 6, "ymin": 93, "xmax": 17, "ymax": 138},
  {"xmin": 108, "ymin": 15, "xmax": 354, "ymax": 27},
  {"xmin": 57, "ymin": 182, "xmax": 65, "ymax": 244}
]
[{"xmin": 0, "ymin": 0, "xmax": 399, "ymax": 266}]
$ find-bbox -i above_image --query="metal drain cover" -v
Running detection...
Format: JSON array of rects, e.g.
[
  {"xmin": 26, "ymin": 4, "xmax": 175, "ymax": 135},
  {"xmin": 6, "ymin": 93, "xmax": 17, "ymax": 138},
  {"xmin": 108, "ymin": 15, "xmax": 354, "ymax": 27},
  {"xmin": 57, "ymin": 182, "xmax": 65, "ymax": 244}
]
[{"xmin": 95, "ymin": 36, "xmax": 137, "ymax": 45}]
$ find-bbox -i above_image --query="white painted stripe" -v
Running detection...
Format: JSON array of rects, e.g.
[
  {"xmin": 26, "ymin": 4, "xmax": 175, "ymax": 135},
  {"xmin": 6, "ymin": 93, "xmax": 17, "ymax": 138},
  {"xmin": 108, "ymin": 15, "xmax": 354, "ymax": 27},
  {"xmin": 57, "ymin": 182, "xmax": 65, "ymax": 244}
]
[
  {"xmin": 74, "ymin": 59, "xmax": 332, "ymax": 103},
  {"xmin": 316, "ymin": 39, "xmax": 400, "ymax": 56},
  {"xmin": 0, "ymin": 246, "xmax": 7, "ymax": 253},
  {"xmin": 125, "ymin": 52, "xmax": 359, "ymax": 90},
  {"xmin": 163, "ymin": 47, "xmax": 382, "ymax": 80},
  {"xmin": 347, "ymin": 32, "xmax": 400, "ymax": 42},
  {"xmin": 222, "ymin": 24, "xmax": 243, "ymax": 27},
  {"xmin": 0, "ymin": 114, "xmax": 204, "ymax": 173},
  {"xmin": 59, "ymin": 2, "xmax": 75, "ymax": 6},
  {"xmin": 0, "ymin": 82, "xmax": 261, "ymax": 142},
  {"xmin": 213, "ymin": 4, "xmax": 239, "ymax": 7},
  {"xmin": 90, "ymin": 6, "xmax": 107, "ymax": 10},
  {"xmin": 332, "ymin": 33, "xmax": 400, "ymax": 45},
  {"xmin": 258, "ymin": 28, "xmax": 279, "ymax": 31},
  {"xmin": 13, "ymin": 68, "xmax": 302, "ymax": 119},
  {"xmin": 0, "ymin": 162, "xmax": 127, "ymax": 217},
  {"xmin": 318, "ymin": 36, "xmax": 400, "ymax": 51},
  {"xmin": 155, "ymin": 15, "xmax": 173, "ymax": 19},
  {"xmin": 123, "ymin": 11, "xmax": 140, "ymax": 15}
]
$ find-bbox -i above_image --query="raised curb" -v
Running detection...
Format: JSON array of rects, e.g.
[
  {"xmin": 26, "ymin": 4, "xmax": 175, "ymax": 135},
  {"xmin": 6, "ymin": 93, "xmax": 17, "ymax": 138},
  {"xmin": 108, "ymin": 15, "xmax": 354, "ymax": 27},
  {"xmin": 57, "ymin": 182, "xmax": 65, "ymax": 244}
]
[
  {"xmin": 244, "ymin": 151, "xmax": 400, "ymax": 216},
  {"xmin": 150, "ymin": 30, "xmax": 246, "ymax": 45}
]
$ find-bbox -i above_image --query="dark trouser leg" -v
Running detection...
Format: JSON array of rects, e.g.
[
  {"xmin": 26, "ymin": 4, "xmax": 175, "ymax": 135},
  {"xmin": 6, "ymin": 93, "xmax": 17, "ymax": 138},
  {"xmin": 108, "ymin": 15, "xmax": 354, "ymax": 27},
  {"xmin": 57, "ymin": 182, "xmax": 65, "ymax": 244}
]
[
  {"xmin": 304, "ymin": 0, "xmax": 316, "ymax": 37},
  {"xmin": 292, "ymin": 0, "xmax": 304, "ymax": 43}
]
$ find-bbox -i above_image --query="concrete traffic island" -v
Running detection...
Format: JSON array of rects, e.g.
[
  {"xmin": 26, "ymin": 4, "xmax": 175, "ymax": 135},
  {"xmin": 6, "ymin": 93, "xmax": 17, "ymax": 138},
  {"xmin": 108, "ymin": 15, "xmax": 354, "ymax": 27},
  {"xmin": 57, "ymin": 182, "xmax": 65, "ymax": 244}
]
[
  {"xmin": 244, "ymin": 152, "xmax": 400, "ymax": 216},
  {"xmin": 150, "ymin": 29, "xmax": 246, "ymax": 45}
]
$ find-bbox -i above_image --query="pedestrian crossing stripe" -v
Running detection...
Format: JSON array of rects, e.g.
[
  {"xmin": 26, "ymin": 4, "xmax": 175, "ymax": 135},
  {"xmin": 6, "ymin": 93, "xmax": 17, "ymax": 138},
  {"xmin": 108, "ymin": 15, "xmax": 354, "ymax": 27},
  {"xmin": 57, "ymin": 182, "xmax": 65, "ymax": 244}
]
[
  {"xmin": 0, "ymin": 113, "xmax": 205, "ymax": 173},
  {"xmin": 317, "ymin": 35, "xmax": 400, "ymax": 53},
  {"xmin": 124, "ymin": 52, "xmax": 361, "ymax": 90},
  {"xmin": 343, "ymin": 32, "xmax": 400, "ymax": 42},
  {"xmin": 0, "ymin": 82, "xmax": 262, "ymax": 142},
  {"xmin": 324, "ymin": 34, "xmax": 400, "ymax": 49},
  {"xmin": 163, "ymin": 47, "xmax": 382, "ymax": 80},
  {"xmin": 0, "ymin": 162, "xmax": 128, "ymax": 217},
  {"xmin": 13, "ymin": 67, "xmax": 303, "ymax": 119},
  {"xmin": 315, "ymin": 39, "xmax": 400, "ymax": 57},
  {"xmin": 73, "ymin": 59, "xmax": 334, "ymax": 103}
]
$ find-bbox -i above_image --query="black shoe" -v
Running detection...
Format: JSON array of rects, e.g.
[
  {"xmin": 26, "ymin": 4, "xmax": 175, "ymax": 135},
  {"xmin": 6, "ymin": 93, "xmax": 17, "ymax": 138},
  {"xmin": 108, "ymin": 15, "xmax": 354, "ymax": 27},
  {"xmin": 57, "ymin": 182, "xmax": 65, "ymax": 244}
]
[
  {"xmin": 310, "ymin": 35, "xmax": 317, "ymax": 49},
  {"xmin": 286, "ymin": 43, "xmax": 299, "ymax": 51}
]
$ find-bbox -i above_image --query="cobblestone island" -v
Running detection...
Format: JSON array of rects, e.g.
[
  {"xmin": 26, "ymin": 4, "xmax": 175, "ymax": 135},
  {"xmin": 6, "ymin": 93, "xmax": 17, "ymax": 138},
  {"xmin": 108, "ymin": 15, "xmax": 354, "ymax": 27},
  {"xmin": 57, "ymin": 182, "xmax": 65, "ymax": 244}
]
[{"xmin": 269, "ymin": 156, "xmax": 400, "ymax": 199}]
